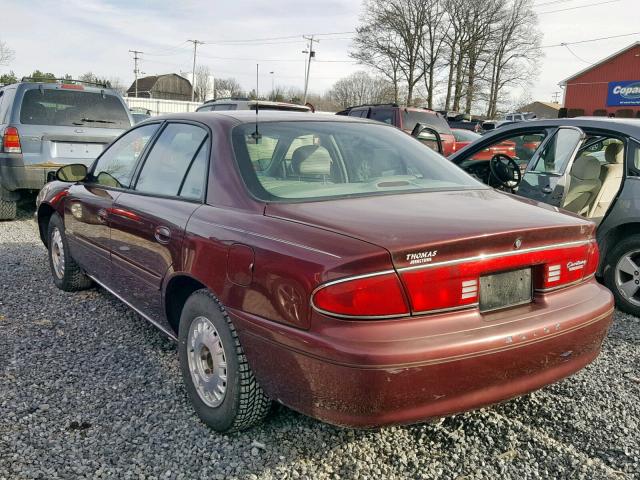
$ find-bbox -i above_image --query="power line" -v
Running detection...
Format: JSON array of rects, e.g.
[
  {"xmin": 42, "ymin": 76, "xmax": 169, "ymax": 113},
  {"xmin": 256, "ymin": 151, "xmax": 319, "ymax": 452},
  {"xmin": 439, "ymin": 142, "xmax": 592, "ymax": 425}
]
[
  {"xmin": 201, "ymin": 31, "xmax": 355, "ymax": 44},
  {"xmin": 562, "ymin": 44, "xmax": 594, "ymax": 64},
  {"xmin": 541, "ymin": 31, "xmax": 640, "ymax": 48},
  {"xmin": 538, "ymin": 0, "xmax": 621, "ymax": 14}
]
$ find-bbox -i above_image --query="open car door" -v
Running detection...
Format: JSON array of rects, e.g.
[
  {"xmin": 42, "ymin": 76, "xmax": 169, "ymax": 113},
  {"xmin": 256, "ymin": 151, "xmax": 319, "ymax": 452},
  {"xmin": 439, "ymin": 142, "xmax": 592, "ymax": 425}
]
[{"xmin": 518, "ymin": 126, "xmax": 586, "ymax": 207}]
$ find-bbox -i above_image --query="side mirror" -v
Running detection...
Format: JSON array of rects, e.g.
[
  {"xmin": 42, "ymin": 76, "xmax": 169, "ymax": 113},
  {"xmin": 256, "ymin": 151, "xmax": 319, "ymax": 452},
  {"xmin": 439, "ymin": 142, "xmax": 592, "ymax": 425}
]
[
  {"xmin": 411, "ymin": 123, "xmax": 443, "ymax": 154},
  {"xmin": 56, "ymin": 164, "xmax": 88, "ymax": 182}
]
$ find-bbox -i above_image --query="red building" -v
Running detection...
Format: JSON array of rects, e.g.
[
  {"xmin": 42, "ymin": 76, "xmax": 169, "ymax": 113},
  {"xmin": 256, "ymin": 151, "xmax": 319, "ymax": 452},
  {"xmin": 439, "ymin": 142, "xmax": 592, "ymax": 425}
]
[{"xmin": 560, "ymin": 42, "xmax": 640, "ymax": 118}]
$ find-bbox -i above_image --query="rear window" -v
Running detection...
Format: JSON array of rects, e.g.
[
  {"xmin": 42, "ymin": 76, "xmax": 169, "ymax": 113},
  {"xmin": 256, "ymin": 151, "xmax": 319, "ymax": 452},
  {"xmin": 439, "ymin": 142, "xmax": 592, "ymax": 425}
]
[
  {"xmin": 402, "ymin": 110, "xmax": 451, "ymax": 135},
  {"xmin": 20, "ymin": 88, "xmax": 130, "ymax": 129},
  {"xmin": 232, "ymin": 121, "xmax": 482, "ymax": 202}
]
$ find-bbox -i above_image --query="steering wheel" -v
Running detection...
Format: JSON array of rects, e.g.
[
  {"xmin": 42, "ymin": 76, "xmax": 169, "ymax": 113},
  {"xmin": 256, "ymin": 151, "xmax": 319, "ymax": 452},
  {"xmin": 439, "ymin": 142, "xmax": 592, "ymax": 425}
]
[{"xmin": 489, "ymin": 154, "xmax": 522, "ymax": 190}]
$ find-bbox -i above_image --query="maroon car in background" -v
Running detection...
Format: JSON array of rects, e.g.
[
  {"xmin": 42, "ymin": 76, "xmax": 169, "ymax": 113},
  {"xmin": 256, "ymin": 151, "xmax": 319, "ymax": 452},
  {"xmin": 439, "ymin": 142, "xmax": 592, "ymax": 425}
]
[
  {"xmin": 337, "ymin": 104, "xmax": 457, "ymax": 156},
  {"xmin": 451, "ymin": 129, "xmax": 517, "ymax": 160},
  {"xmin": 35, "ymin": 112, "xmax": 613, "ymax": 432}
]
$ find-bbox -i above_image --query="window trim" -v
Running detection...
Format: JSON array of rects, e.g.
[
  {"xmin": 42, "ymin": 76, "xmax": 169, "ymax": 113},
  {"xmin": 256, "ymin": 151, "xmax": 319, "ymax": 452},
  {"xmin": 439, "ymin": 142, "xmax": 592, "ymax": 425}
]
[
  {"xmin": 128, "ymin": 119, "xmax": 212, "ymax": 204},
  {"xmin": 86, "ymin": 121, "xmax": 164, "ymax": 191}
]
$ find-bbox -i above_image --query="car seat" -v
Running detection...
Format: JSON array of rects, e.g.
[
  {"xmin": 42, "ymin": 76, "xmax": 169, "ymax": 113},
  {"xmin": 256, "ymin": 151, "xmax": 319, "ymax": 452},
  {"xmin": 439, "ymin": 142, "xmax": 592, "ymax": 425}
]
[
  {"xmin": 562, "ymin": 154, "xmax": 602, "ymax": 215},
  {"xmin": 290, "ymin": 145, "xmax": 333, "ymax": 179},
  {"xmin": 588, "ymin": 142, "xmax": 624, "ymax": 220}
]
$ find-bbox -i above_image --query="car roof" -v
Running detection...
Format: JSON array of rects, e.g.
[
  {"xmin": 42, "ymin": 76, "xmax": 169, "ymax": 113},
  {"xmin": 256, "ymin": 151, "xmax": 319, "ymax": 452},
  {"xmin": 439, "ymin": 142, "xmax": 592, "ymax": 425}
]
[
  {"xmin": 489, "ymin": 117, "xmax": 640, "ymax": 138},
  {"xmin": 147, "ymin": 110, "xmax": 380, "ymax": 127},
  {"xmin": 199, "ymin": 98, "xmax": 309, "ymax": 110}
]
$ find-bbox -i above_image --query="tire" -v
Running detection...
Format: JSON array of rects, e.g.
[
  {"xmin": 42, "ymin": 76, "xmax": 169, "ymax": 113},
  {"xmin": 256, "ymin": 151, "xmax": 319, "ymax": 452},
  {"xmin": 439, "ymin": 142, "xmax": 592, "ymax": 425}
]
[
  {"xmin": 603, "ymin": 234, "xmax": 640, "ymax": 317},
  {"xmin": 0, "ymin": 199, "xmax": 17, "ymax": 221},
  {"xmin": 47, "ymin": 213, "xmax": 93, "ymax": 292},
  {"xmin": 178, "ymin": 289, "xmax": 271, "ymax": 433}
]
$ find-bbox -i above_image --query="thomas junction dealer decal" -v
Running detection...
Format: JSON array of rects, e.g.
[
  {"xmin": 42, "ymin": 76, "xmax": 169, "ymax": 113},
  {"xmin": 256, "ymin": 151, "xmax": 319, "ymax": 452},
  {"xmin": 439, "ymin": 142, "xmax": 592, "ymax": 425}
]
[{"xmin": 607, "ymin": 81, "xmax": 640, "ymax": 107}]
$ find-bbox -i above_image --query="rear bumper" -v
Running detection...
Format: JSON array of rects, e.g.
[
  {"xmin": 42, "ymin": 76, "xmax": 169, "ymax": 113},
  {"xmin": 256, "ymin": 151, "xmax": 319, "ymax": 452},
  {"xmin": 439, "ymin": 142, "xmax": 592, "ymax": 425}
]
[
  {"xmin": 232, "ymin": 279, "xmax": 613, "ymax": 427},
  {"xmin": 0, "ymin": 157, "xmax": 61, "ymax": 192}
]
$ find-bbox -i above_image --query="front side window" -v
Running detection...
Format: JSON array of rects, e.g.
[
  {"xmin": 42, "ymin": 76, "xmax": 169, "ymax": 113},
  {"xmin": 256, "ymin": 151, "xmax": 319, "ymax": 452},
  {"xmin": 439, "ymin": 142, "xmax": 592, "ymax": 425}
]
[
  {"xmin": 531, "ymin": 128, "xmax": 583, "ymax": 174},
  {"xmin": 20, "ymin": 88, "xmax": 131, "ymax": 129},
  {"xmin": 92, "ymin": 124, "xmax": 159, "ymax": 188},
  {"xmin": 232, "ymin": 121, "xmax": 483, "ymax": 201},
  {"xmin": 135, "ymin": 123, "xmax": 208, "ymax": 197}
]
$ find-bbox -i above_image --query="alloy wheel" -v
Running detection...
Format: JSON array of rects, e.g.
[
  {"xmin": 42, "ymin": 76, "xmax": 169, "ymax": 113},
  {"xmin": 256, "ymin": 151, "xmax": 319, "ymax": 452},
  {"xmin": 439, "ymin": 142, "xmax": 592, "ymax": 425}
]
[{"xmin": 614, "ymin": 249, "xmax": 640, "ymax": 307}]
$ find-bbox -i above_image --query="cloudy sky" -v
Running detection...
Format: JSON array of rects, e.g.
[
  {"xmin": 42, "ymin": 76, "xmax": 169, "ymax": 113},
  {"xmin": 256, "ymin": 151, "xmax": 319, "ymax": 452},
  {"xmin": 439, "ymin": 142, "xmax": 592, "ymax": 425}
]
[{"xmin": 2, "ymin": 0, "xmax": 639, "ymax": 109}]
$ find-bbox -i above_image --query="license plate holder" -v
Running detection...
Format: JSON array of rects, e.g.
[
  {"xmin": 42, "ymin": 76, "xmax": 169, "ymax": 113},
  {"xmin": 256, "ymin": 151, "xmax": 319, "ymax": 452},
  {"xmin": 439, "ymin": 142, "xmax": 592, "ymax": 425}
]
[{"xmin": 479, "ymin": 268, "xmax": 532, "ymax": 312}]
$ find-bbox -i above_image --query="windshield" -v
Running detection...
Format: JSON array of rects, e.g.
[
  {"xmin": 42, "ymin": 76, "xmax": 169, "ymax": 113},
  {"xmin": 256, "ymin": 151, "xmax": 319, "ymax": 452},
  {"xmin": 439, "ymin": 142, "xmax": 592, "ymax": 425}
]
[
  {"xmin": 20, "ymin": 88, "xmax": 131, "ymax": 129},
  {"xmin": 232, "ymin": 121, "xmax": 483, "ymax": 201}
]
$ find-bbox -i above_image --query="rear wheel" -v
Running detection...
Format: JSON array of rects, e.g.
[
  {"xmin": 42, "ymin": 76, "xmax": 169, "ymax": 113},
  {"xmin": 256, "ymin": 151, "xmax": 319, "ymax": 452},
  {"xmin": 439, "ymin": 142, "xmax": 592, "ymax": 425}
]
[
  {"xmin": 604, "ymin": 234, "xmax": 640, "ymax": 316},
  {"xmin": 0, "ymin": 199, "xmax": 17, "ymax": 220},
  {"xmin": 47, "ymin": 213, "xmax": 92, "ymax": 291},
  {"xmin": 178, "ymin": 290, "xmax": 271, "ymax": 432}
]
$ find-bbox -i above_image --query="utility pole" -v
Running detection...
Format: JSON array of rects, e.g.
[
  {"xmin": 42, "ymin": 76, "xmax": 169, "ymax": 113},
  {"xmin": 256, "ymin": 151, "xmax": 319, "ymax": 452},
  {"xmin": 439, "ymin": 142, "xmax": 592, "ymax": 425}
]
[
  {"xmin": 128, "ymin": 50, "xmax": 143, "ymax": 97},
  {"xmin": 302, "ymin": 35, "xmax": 318, "ymax": 104},
  {"xmin": 187, "ymin": 39, "xmax": 204, "ymax": 102},
  {"xmin": 270, "ymin": 71, "xmax": 275, "ymax": 100},
  {"xmin": 552, "ymin": 91, "xmax": 561, "ymax": 103}
]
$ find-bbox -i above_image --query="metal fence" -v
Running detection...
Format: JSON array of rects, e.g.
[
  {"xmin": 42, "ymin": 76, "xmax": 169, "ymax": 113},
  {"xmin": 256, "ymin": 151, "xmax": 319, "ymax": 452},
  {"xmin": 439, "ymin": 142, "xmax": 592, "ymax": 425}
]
[{"xmin": 124, "ymin": 97, "xmax": 201, "ymax": 116}]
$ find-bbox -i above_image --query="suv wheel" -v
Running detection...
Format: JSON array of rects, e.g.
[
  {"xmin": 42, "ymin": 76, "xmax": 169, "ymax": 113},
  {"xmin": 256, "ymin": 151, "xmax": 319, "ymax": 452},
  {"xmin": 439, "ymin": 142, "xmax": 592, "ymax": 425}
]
[
  {"xmin": 47, "ymin": 213, "xmax": 93, "ymax": 291},
  {"xmin": 0, "ymin": 199, "xmax": 17, "ymax": 221},
  {"xmin": 604, "ymin": 234, "xmax": 640, "ymax": 316},
  {"xmin": 178, "ymin": 290, "xmax": 271, "ymax": 432}
]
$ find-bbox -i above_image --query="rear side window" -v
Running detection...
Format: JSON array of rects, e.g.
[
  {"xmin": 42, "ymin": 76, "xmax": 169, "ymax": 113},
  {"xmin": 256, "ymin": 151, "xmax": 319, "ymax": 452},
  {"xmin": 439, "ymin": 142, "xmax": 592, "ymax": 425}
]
[
  {"xmin": 92, "ymin": 123, "xmax": 159, "ymax": 188},
  {"xmin": 20, "ymin": 88, "xmax": 130, "ymax": 129},
  {"xmin": 402, "ymin": 110, "xmax": 450, "ymax": 134},
  {"xmin": 135, "ymin": 123, "xmax": 208, "ymax": 197},
  {"xmin": 370, "ymin": 108, "xmax": 394, "ymax": 124}
]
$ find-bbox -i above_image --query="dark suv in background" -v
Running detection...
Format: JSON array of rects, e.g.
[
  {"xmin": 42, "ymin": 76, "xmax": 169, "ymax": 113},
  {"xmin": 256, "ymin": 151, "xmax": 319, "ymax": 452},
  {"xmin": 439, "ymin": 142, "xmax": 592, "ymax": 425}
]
[
  {"xmin": 0, "ymin": 78, "xmax": 132, "ymax": 219},
  {"xmin": 336, "ymin": 104, "xmax": 456, "ymax": 156}
]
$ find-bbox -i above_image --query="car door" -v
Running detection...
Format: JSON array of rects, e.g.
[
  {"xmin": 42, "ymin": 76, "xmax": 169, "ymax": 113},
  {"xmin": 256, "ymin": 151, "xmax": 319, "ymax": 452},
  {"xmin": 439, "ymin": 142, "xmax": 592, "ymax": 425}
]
[
  {"xmin": 518, "ymin": 127, "xmax": 586, "ymax": 206},
  {"xmin": 63, "ymin": 123, "xmax": 160, "ymax": 282},
  {"xmin": 108, "ymin": 121, "xmax": 210, "ymax": 322}
]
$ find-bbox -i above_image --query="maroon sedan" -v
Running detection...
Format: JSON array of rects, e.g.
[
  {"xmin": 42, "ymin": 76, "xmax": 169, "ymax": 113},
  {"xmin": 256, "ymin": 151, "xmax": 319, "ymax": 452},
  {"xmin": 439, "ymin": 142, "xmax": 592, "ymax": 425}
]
[{"xmin": 35, "ymin": 112, "xmax": 613, "ymax": 432}]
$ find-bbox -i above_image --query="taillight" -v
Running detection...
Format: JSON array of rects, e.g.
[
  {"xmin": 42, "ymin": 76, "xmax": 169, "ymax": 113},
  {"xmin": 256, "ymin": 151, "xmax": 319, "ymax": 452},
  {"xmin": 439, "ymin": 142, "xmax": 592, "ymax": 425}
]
[
  {"xmin": 400, "ymin": 240, "xmax": 599, "ymax": 313},
  {"xmin": 61, "ymin": 83, "xmax": 84, "ymax": 90},
  {"xmin": 3, "ymin": 127, "xmax": 21, "ymax": 153},
  {"xmin": 312, "ymin": 272, "xmax": 409, "ymax": 319}
]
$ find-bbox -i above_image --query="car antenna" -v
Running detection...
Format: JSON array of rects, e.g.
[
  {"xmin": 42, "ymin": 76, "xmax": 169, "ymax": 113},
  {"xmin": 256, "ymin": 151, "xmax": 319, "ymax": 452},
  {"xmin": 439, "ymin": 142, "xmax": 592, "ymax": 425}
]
[{"xmin": 252, "ymin": 63, "xmax": 262, "ymax": 142}]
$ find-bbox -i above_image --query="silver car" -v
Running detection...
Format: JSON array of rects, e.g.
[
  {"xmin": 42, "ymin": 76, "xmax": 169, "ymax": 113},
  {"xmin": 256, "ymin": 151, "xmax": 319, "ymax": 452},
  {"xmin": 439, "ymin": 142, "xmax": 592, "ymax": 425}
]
[{"xmin": 0, "ymin": 78, "xmax": 132, "ymax": 219}]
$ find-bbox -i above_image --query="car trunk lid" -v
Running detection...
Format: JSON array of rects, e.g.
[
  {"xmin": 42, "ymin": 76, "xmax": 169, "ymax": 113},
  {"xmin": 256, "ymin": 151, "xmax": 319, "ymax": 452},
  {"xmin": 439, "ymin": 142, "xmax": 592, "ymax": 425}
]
[{"xmin": 266, "ymin": 189, "xmax": 598, "ymax": 313}]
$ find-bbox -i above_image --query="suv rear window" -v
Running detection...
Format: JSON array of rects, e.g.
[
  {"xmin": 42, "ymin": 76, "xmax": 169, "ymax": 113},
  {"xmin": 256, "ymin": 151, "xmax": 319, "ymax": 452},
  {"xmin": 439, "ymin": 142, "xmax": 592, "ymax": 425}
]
[
  {"xmin": 402, "ymin": 110, "xmax": 451, "ymax": 135},
  {"xmin": 20, "ymin": 88, "xmax": 130, "ymax": 129}
]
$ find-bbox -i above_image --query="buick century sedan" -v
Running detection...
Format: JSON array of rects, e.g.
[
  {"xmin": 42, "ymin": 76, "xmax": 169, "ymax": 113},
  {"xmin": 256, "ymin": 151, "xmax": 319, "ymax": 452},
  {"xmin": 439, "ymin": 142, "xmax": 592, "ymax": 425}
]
[{"xmin": 36, "ymin": 112, "xmax": 614, "ymax": 432}]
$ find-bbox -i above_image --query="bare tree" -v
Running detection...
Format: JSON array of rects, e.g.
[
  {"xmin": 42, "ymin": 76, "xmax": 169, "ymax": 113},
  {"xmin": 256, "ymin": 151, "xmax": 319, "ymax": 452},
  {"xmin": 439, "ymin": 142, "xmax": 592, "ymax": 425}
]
[
  {"xmin": 194, "ymin": 65, "xmax": 213, "ymax": 101},
  {"xmin": 0, "ymin": 40, "xmax": 14, "ymax": 67},
  {"xmin": 329, "ymin": 71, "xmax": 395, "ymax": 108},
  {"xmin": 214, "ymin": 77, "xmax": 244, "ymax": 99},
  {"xmin": 485, "ymin": 0, "xmax": 541, "ymax": 117},
  {"xmin": 351, "ymin": 0, "xmax": 431, "ymax": 105},
  {"xmin": 419, "ymin": 0, "xmax": 447, "ymax": 108}
]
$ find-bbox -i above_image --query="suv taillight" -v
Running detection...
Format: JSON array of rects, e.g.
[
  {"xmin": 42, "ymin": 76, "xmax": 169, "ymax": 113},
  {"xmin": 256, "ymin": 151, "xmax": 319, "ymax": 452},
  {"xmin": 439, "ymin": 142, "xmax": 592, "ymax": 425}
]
[
  {"xmin": 312, "ymin": 272, "xmax": 410, "ymax": 319},
  {"xmin": 3, "ymin": 127, "xmax": 21, "ymax": 154}
]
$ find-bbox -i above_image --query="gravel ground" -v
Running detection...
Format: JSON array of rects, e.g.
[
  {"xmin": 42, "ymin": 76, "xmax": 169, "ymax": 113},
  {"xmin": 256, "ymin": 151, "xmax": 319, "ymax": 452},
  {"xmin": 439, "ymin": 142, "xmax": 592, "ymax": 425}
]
[{"xmin": 0, "ymin": 204, "xmax": 639, "ymax": 480}]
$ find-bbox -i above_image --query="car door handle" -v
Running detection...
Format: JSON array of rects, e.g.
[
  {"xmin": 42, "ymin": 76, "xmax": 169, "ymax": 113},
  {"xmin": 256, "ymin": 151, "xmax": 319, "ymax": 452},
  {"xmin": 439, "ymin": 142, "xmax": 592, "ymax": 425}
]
[
  {"xmin": 542, "ymin": 186, "xmax": 552, "ymax": 194},
  {"xmin": 154, "ymin": 226, "xmax": 171, "ymax": 244}
]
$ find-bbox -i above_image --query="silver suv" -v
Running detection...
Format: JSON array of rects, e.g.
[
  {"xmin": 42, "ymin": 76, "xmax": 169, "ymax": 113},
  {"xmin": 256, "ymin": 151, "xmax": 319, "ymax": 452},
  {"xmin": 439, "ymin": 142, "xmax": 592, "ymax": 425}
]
[{"xmin": 0, "ymin": 78, "xmax": 132, "ymax": 219}]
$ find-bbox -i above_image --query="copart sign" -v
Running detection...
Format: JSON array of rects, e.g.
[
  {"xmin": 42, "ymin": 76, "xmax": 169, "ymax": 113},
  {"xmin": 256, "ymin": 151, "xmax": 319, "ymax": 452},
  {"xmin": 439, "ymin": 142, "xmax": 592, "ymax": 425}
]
[{"xmin": 607, "ymin": 81, "xmax": 640, "ymax": 107}]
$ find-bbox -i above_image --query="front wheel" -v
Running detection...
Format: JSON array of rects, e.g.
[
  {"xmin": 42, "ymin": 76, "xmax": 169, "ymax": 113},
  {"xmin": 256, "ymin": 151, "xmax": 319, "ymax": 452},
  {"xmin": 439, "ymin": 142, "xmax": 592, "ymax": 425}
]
[
  {"xmin": 178, "ymin": 290, "xmax": 271, "ymax": 432},
  {"xmin": 604, "ymin": 234, "xmax": 640, "ymax": 316},
  {"xmin": 47, "ymin": 213, "xmax": 93, "ymax": 291}
]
